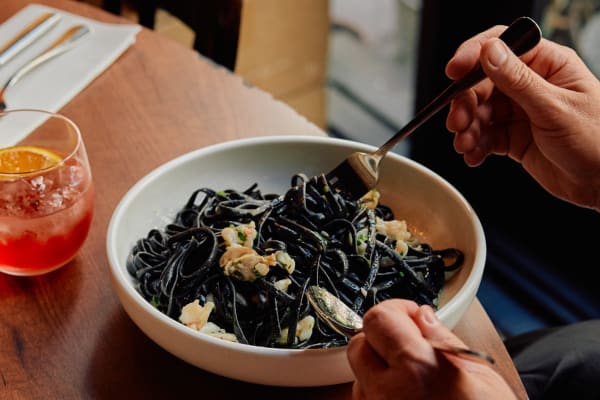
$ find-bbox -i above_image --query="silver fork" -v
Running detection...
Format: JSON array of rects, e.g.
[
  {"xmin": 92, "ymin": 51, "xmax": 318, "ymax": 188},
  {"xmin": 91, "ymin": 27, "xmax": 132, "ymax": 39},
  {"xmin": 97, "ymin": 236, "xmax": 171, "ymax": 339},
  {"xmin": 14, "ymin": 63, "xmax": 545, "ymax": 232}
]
[
  {"xmin": 325, "ymin": 16, "xmax": 542, "ymax": 199},
  {"xmin": 0, "ymin": 24, "xmax": 92, "ymax": 111}
]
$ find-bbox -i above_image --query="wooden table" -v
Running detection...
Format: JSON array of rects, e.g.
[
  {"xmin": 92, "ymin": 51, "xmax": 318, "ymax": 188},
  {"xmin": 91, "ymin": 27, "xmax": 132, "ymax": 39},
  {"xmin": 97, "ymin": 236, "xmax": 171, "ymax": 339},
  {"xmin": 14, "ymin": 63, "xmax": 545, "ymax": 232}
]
[{"xmin": 0, "ymin": 1, "xmax": 528, "ymax": 399}]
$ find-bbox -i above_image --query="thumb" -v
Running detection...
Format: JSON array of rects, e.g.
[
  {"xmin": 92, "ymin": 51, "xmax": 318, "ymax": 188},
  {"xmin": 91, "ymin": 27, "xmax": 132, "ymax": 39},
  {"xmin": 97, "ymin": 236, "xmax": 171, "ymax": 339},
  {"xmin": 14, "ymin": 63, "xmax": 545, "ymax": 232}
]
[
  {"xmin": 479, "ymin": 38, "xmax": 553, "ymax": 117},
  {"xmin": 415, "ymin": 305, "xmax": 467, "ymax": 349}
]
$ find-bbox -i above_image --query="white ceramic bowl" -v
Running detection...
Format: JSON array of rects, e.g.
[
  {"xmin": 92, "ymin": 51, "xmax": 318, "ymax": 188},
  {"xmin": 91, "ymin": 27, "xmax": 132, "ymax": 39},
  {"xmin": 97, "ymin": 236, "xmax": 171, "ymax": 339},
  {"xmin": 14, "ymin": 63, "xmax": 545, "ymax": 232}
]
[{"xmin": 106, "ymin": 135, "xmax": 486, "ymax": 387}]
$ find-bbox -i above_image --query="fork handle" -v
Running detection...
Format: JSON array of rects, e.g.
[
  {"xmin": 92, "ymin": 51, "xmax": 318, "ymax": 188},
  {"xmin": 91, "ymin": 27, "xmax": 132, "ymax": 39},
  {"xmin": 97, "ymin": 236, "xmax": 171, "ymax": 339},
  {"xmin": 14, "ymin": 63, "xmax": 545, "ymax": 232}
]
[
  {"xmin": 0, "ymin": 24, "xmax": 91, "ymax": 98},
  {"xmin": 373, "ymin": 16, "xmax": 542, "ymax": 160},
  {"xmin": 0, "ymin": 12, "xmax": 61, "ymax": 67}
]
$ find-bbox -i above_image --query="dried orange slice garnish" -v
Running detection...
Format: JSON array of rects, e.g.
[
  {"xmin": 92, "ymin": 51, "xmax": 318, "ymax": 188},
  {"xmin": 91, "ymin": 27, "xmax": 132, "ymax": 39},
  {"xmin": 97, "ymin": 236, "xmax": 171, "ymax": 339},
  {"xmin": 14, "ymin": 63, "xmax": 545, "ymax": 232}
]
[{"xmin": 0, "ymin": 145, "xmax": 63, "ymax": 175}]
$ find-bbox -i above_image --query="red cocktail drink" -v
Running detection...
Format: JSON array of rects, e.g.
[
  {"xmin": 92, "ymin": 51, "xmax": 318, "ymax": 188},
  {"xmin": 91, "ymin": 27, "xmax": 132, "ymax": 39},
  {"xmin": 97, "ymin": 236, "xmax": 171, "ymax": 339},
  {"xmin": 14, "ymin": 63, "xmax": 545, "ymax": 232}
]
[{"xmin": 0, "ymin": 109, "xmax": 94, "ymax": 276}]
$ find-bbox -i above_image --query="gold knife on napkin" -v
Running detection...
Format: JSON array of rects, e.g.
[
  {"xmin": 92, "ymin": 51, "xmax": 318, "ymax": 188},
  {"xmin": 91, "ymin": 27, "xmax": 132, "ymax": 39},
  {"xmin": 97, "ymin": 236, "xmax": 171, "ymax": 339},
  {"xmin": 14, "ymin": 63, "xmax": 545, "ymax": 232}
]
[{"xmin": 0, "ymin": 12, "xmax": 61, "ymax": 67}]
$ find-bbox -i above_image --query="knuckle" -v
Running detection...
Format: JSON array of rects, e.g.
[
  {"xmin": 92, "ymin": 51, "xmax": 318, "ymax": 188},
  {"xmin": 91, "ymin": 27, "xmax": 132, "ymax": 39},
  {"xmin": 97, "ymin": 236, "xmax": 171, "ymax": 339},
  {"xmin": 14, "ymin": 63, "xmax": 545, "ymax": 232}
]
[{"xmin": 509, "ymin": 62, "xmax": 537, "ymax": 93}]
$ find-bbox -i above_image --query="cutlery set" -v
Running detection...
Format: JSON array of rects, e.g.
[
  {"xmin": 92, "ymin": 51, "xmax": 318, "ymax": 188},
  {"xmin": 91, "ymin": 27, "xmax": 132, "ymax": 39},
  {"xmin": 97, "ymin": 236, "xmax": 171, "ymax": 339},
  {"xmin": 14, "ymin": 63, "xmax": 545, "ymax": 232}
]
[
  {"xmin": 0, "ymin": 12, "xmax": 92, "ymax": 111},
  {"xmin": 0, "ymin": 12, "xmax": 61, "ymax": 67}
]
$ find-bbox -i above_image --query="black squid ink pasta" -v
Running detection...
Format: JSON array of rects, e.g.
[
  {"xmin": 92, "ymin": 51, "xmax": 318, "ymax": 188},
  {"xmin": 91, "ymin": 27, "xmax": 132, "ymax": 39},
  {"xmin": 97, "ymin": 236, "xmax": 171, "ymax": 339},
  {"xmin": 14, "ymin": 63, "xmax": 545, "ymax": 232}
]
[{"xmin": 126, "ymin": 173, "xmax": 464, "ymax": 349}]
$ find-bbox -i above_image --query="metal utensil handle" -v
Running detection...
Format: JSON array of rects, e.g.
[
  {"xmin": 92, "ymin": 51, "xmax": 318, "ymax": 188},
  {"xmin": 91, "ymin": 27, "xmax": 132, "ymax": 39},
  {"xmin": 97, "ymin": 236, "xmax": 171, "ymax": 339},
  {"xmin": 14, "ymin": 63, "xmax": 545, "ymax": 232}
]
[
  {"xmin": 373, "ymin": 16, "xmax": 542, "ymax": 159},
  {"xmin": 307, "ymin": 285, "xmax": 496, "ymax": 365},
  {"xmin": 0, "ymin": 12, "xmax": 62, "ymax": 67},
  {"xmin": 1, "ymin": 24, "xmax": 92, "ymax": 92},
  {"xmin": 428, "ymin": 339, "xmax": 496, "ymax": 364}
]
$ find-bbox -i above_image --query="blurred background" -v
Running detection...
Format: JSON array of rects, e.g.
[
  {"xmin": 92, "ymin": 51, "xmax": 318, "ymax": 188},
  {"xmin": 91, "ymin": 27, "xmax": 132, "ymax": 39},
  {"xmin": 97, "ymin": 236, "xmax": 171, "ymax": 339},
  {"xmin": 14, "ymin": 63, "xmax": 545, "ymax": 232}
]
[{"xmin": 85, "ymin": 0, "xmax": 600, "ymax": 339}]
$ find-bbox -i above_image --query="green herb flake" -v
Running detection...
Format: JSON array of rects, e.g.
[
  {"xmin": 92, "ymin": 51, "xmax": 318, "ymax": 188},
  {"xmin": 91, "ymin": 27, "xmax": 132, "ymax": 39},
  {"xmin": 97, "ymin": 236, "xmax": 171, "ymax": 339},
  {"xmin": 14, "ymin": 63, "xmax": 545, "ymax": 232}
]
[{"xmin": 150, "ymin": 296, "xmax": 160, "ymax": 308}]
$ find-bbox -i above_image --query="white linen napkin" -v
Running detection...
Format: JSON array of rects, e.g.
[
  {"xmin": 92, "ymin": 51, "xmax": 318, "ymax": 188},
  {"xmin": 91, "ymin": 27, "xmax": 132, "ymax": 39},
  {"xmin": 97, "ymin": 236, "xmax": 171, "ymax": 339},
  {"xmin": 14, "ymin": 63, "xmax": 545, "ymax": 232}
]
[{"xmin": 0, "ymin": 3, "xmax": 141, "ymax": 146}]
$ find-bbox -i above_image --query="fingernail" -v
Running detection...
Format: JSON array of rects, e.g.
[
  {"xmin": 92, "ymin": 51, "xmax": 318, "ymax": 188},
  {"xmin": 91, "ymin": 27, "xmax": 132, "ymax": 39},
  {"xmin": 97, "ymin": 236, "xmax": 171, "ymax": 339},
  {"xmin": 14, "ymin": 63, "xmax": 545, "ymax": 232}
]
[
  {"xmin": 488, "ymin": 41, "xmax": 508, "ymax": 67},
  {"xmin": 421, "ymin": 305, "xmax": 439, "ymax": 325}
]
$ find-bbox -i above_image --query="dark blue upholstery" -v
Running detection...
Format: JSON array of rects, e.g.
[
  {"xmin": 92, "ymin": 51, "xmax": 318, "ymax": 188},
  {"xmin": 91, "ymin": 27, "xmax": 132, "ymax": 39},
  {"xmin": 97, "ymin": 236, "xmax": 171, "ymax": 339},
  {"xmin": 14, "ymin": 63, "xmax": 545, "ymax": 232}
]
[{"xmin": 478, "ymin": 225, "xmax": 600, "ymax": 337}]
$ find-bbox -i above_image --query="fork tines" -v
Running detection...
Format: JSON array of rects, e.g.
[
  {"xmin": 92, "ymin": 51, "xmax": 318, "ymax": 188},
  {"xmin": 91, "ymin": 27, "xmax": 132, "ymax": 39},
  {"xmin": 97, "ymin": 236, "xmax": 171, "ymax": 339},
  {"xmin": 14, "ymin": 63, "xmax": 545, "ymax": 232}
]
[{"xmin": 325, "ymin": 160, "xmax": 370, "ymax": 200}]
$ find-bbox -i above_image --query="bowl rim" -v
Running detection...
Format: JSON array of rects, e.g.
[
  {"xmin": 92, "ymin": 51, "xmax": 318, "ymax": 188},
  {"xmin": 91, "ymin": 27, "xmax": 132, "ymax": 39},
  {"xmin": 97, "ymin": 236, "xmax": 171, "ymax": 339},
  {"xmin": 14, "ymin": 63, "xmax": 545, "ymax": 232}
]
[{"xmin": 106, "ymin": 134, "xmax": 486, "ymax": 357}]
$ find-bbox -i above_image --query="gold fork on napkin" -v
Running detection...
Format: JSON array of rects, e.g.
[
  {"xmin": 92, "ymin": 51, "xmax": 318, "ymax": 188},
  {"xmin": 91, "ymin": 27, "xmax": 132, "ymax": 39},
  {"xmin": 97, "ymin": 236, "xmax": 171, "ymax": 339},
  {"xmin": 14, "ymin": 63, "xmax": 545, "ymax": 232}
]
[
  {"xmin": 0, "ymin": 24, "xmax": 91, "ymax": 111},
  {"xmin": 0, "ymin": 12, "xmax": 61, "ymax": 68}
]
